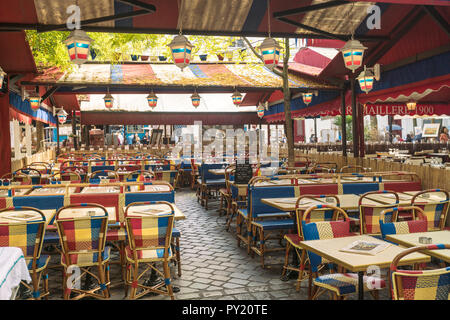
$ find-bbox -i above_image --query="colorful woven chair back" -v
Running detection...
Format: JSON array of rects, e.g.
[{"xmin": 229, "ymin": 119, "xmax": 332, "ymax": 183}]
[
  {"xmin": 125, "ymin": 170, "xmax": 155, "ymax": 182},
  {"xmin": 51, "ymin": 171, "xmax": 82, "ymax": 183},
  {"xmin": 29, "ymin": 162, "xmax": 51, "ymax": 174},
  {"xmin": 0, "ymin": 207, "xmax": 46, "ymax": 259},
  {"xmin": 359, "ymin": 190, "xmax": 399, "ymax": 235},
  {"xmin": 124, "ymin": 201, "xmax": 174, "ymax": 257},
  {"xmin": 301, "ymin": 205, "xmax": 350, "ymax": 272},
  {"xmin": 411, "ymin": 189, "xmax": 450, "ymax": 231},
  {"xmin": 390, "ymin": 244, "xmax": 450, "ymax": 300},
  {"xmin": 89, "ymin": 170, "xmax": 119, "ymax": 182},
  {"xmin": 295, "ymin": 195, "xmax": 340, "ymax": 237},
  {"xmin": 379, "ymin": 206, "xmax": 428, "ymax": 240},
  {"xmin": 55, "ymin": 204, "xmax": 108, "ymax": 255}
]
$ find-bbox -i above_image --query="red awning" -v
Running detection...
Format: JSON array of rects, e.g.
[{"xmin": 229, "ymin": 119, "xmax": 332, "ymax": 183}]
[{"xmin": 9, "ymin": 107, "xmax": 32, "ymax": 124}]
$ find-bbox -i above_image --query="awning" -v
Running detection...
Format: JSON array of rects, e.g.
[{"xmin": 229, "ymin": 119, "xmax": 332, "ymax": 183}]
[
  {"xmin": 9, "ymin": 92, "xmax": 56, "ymax": 125},
  {"xmin": 23, "ymin": 62, "xmax": 337, "ymax": 93}
]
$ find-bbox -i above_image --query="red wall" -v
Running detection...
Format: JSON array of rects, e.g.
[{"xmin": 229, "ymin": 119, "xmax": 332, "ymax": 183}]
[{"xmin": 0, "ymin": 94, "xmax": 11, "ymax": 176}]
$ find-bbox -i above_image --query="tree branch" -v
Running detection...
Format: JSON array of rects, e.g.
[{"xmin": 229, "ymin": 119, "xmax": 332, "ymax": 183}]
[{"xmin": 242, "ymin": 36, "xmax": 283, "ymax": 78}]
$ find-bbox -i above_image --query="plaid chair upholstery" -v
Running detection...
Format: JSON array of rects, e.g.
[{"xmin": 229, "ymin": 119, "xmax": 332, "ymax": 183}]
[
  {"xmin": 0, "ymin": 207, "xmax": 49, "ymax": 299},
  {"xmin": 390, "ymin": 244, "xmax": 450, "ymax": 300},
  {"xmin": 411, "ymin": 189, "xmax": 450, "ymax": 231},
  {"xmin": 379, "ymin": 206, "xmax": 428, "ymax": 240},
  {"xmin": 359, "ymin": 190, "xmax": 399, "ymax": 236},
  {"xmin": 302, "ymin": 205, "xmax": 385, "ymax": 299},
  {"xmin": 55, "ymin": 203, "xmax": 110, "ymax": 300},
  {"xmin": 124, "ymin": 201, "xmax": 176, "ymax": 300}
]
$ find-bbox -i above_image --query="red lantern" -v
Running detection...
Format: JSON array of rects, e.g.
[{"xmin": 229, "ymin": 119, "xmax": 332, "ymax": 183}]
[
  {"xmin": 302, "ymin": 93, "xmax": 313, "ymax": 106},
  {"xmin": 191, "ymin": 91, "xmax": 201, "ymax": 108}
]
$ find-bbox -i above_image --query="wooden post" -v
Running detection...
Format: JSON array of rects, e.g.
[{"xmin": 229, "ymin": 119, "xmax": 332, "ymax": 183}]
[
  {"xmin": 388, "ymin": 115, "xmax": 393, "ymax": 143},
  {"xmin": 359, "ymin": 103, "xmax": 365, "ymax": 158},
  {"xmin": 56, "ymin": 118, "xmax": 60, "ymax": 155},
  {"xmin": 341, "ymin": 90, "xmax": 347, "ymax": 157},
  {"xmin": 36, "ymin": 121, "xmax": 44, "ymax": 152},
  {"xmin": 350, "ymin": 78, "xmax": 359, "ymax": 157},
  {"xmin": 72, "ymin": 111, "xmax": 77, "ymax": 150}
]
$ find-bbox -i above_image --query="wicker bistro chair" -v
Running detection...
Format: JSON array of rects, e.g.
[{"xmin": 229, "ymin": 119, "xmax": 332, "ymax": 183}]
[
  {"xmin": 124, "ymin": 201, "xmax": 176, "ymax": 300},
  {"xmin": 218, "ymin": 165, "xmax": 235, "ymax": 216},
  {"xmin": 340, "ymin": 165, "xmax": 371, "ymax": 174},
  {"xmin": 0, "ymin": 207, "xmax": 50, "ymax": 299},
  {"xmin": 50, "ymin": 171, "xmax": 82, "ymax": 183},
  {"xmin": 379, "ymin": 206, "xmax": 429, "ymax": 241},
  {"xmin": 359, "ymin": 190, "xmax": 400, "ymax": 237},
  {"xmin": 411, "ymin": 189, "xmax": 450, "ymax": 231},
  {"xmin": 28, "ymin": 162, "xmax": 51, "ymax": 174},
  {"xmin": 198, "ymin": 163, "xmax": 226, "ymax": 210},
  {"xmin": 88, "ymin": 170, "xmax": 120, "ymax": 183},
  {"xmin": 302, "ymin": 205, "xmax": 386, "ymax": 300},
  {"xmin": 55, "ymin": 203, "xmax": 111, "ymax": 300},
  {"xmin": 390, "ymin": 244, "xmax": 450, "ymax": 300},
  {"xmin": 1, "ymin": 172, "xmax": 32, "ymax": 185},
  {"xmin": 124, "ymin": 170, "xmax": 155, "ymax": 190},
  {"xmin": 282, "ymin": 195, "xmax": 340, "ymax": 291},
  {"xmin": 16, "ymin": 168, "xmax": 42, "ymax": 185}
]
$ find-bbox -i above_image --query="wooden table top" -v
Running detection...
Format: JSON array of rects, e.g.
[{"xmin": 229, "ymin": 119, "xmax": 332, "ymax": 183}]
[
  {"xmin": 128, "ymin": 185, "xmax": 172, "ymax": 192},
  {"xmin": 0, "ymin": 188, "xmax": 29, "ymax": 197},
  {"xmin": 386, "ymin": 230, "xmax": 450, "ymax": 263},
  {"xmin": 261, "ymin": 194, "xmax": 380, "ymax": 212},
  {"xmin": 56, "ymin": 206, "xmax": 117, "ymax": 223},
  {"xmin": 0, "ymin": 209, "xmax": 56, "ymax": 225},
  {"xmin": 28, "ymin": 187, "xmax": 77, "ymax": 195},
  {"xmin": 366, "ymin": 192, "xmax": 446, "ymax": 206},
  {"xmin": 123, "ymin": 203, "xmax": 185, "ymax": 221},
  {"xmin": 298, "ymin": 235, "xmax": 430, "ymax": 272}
]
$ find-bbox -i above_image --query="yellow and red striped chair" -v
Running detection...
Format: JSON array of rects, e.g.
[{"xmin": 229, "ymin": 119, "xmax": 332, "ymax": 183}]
[
  {"xmin": 359, "ymin": 190, "xmax": 399, "ymax": 237},
  {"xmin": 302, "ymin": 205, "xmax": 385, "ymax": 300},
  {"xmin": 0, "ymin": 206, "xmax": 49, "ymax": 299},
  {"xmin": 390, "ymin": 244, "xmax": 450, "ymax": 300},
  {"xmin": 124, "ymin": 201, "xmax": 176, "ymax": 300},
  {"xmin": 55, "ymin": 203, "xmax": 111, "ymax": 300},
  {"xmin": 411, "ymin": 189, "xmax": 450, "ymax": 231},
  {"xmin": 379, "ymin": 206, "xmax": 428, "ymax": 240}
]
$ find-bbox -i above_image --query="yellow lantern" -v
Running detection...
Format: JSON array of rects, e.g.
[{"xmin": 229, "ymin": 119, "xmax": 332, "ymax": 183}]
[
  {"xmin": 29, "ymin": 95, "xmax": 41, "ymax": 111},
  {"xmin": 302, "ymin": 92, "xmax": 313, "ymax": 105},
  {"xmin": 147, "ymin": 91, "xmax": 158, "ymax": 109},
  {"xmin": 231, "ymin": 90, "xmax": 243, "ymax": 106},
  {"xmin": 257, "ymin": 103, "xmax": 265, "ymax": 118},
  {"xmin": 104, "ymin": 93, "xmax": 114, "ymax": 109}
]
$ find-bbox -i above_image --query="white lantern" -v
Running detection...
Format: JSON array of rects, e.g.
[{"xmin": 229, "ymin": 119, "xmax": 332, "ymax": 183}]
[
  {"xmin": 340, "ymin": 37, "xmax": 367, "ymax": 73},
  {"xmin": 257, "ymin": 104, "xmax": 265, "ymax": 118},
  {"xmin": 147, "ymin": 91, "xmax": 158, "ymax": 109},
  {"xmin": 231, "ymin": 90, "xmax": 243, "ymax": 105},
  {"xmin": 258, "ymin": 37, "xmax": 282, "ymax": 70},
  {"xmin": 57, "ymin": 109, "xmax": 68, "ymax": 124},
  {"xmin": 168, "ymin": 35, "xmax": 194, "ymax": 71},
  {"xmin": 104, "ymin": 93, "xmax": 114, "ymax": 109},
  {"xmin": 191, "ymin": 91, "xmax": 201, "ymax": 108},
  {"xmin": 64, "ymin": 29, "xmax": 92, "ymax": 65}
]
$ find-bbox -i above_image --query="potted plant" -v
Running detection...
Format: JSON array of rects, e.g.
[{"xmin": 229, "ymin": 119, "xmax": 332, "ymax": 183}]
[
  {"xmin": 226, "ymin": 51, "xmax": 233, "ymax": 61},
  {"xmin": 217, "ymin": 53, "xmax": 224, "ymax": 61},
  {"xmin": 141, "ymin": 55, "xmax": 149, "ymax": 61},
  {"xmin": 158, "ymin": 55, "xmax": 167, "ymax": 61},
  {"xmin": 90, "ymin": 48, "xmax": 97, "ymax": 60},
  {"xmin": 131, "ymin": 55, "xmax": 140, "ymax": 61},
  {"xmin": 199, "ymin": 54, "xmax": 208, "ymax": 61}
]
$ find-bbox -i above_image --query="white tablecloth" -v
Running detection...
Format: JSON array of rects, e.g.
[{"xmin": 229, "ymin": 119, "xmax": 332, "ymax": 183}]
[{"xmin": 0, "ymin": 247, "xmax": 31, "ymax": 300}]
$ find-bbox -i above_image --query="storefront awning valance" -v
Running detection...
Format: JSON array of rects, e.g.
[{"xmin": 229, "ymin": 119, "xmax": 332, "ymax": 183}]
[{"xmin": 9, "ymin": 92, "xmax": 56, "ymax": 125}]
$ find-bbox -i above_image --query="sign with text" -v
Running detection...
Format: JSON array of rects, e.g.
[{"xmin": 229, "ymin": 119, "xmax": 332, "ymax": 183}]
[{"xmin": 235, "ymin": 160, "xmax": 253, "ymax": 185}]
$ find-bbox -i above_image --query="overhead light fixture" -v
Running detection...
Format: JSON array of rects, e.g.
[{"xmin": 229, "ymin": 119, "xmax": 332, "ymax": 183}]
[
  {"xmin": 231, "ymin": 89, "xmax": 243, "ymax": 106},
  {"xmin": 340, "ymin": 36, "xmax": 367, "ymax": 73},
  {"xmin": 302, "ymin": 92, "xmax": 313, "ymax": 106},
  {"xmin": 57, "ymin": 108, "xmax": 68, "ymax": 124},
  {"xmin": 357, "ymin": 64, "xmax": 380, "ymax": 94},
  {"xmin": 191, "ymin": 89, "xmax": 201, "ymax": 108},
  {"xmin": 104, "ymin": 88, "xmax": 114, "ymax": 109},
  {"xmin": 168, "ymin": 2, "xmax": 193, "ymax": 71},
  {"xmin": 147, "ymin": 90, "xmax": 158, "ymax": 109},
  {"xmin": 65, "ymin": 29, "xmax": 92, "ymax": 65},
  {"xmin": 28, "ymin": 90, "xmax": 41, "ymax": 111},
  {"xmin": 258, "ymin": 0, "xmax": 281, "ymax": 70},
  {"xmin": 257, "ymin": 103, "xmax": 265, "ymax": 119},
  {"xmin": 406, "ymin": 100, "xmax": 417, "ymax": 111}
]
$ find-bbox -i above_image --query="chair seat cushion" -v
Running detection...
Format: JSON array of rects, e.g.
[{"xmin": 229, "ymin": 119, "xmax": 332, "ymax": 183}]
[
  {"xmin": 314, "ymin": 273, "xmax": 386, "ymax": 296},
  {"xmin": 125, "ymin": 246, "xmax": 172, "ymax": 262},
  {"xmin": 26, "ymin": 255, "xmax": 50, "ymax": 273},
  {"xmin": 238, "ymin": 208, "xmax": 248, "ymax": 218},
  {"xmin": 106, "ymin": 228, "xmax": 127, "ymax": 241},
  {"xmin": 61, "ymin": 246, "xmax": 111, "ymax": 267},
  {"xmin": 258, "ymin": 212, "xmax": 291, "ymax": 218},
  {"xmin": 252, "ymin": 218, "xmax": 295, "ymax": 231},
  {"xmin": 43, "ymin": 231, "xmax": 60, "ymax": 244},
  {"xmin": 284, "ymin": 233, "xmax": 301, "ymax": 246}
]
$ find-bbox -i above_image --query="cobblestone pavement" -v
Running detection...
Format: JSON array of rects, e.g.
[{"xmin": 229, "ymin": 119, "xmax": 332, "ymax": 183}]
[{"xmin": 44, "ymin": 189, "xmax": 390, "ymax": 300}]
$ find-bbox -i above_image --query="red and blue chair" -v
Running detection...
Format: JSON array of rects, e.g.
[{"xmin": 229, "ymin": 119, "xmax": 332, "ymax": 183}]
[
  {"xmin": 124, "ymin": 201, "xmax": 176, "ymax": 300},
  {"xmin": 411, "ymin": 189, "xmax": 450, "ymax": 231},
  {"xmin": 302, "ymin": 204, "xmax": 385, "ymax": 300},
  {"xmin": 0, "ymin": 206, "xmax": 49, "ymax": 299},
  {"xmin": 390, "ymin": 244, "xmax": 450, "ymax": 300},
  {"xmin": 379, "ymin": 206, "xmax": 428, "ymax": 241},
  {"xmin": 55, "ymin": 203, "xmax": 111, "ymax": 300}
]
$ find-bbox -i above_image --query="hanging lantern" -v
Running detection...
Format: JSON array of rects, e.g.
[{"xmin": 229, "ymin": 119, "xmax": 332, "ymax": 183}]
[
  {"xmin": 357, "ymin": 64, "xmax": 380, "ymax": 94},
  {"xmin": 231, "ymin": 90, "xmax": 243, "ymax": 106},
  {"xmin": 302, "ymin": 92, "xmax": 313, "ymax": 106},
  {"xmin": 57, "ymin": 109, "xmax": 68, "ymax": 124},
  {"xmin": 64, "ymin": 29, "xmax": 92, "ymax": 65},
  {"xmin": 340, "ymin": 37, "xmax": 367, "ymax": 73},
  {"xmin": 147, "ymin": 91, "xmax": 158, "ymax": 109},
  {"xmin": 191, "ymin": 91, "xmax": 201, "ymax": 108},
  {"xmin": 168, "ymin": 35, "xmax": 194, "ymax": 71},
  {"xmin": 28, "ymin": 95, "xmax": 41, "ymax": 111},
  {"xmin": 257, "ymin": 104, "xmax": 265, "ymax": 118},
  {"xmin": 103, "ymin": 93, "xmax": 114, "ymax": 109},
  {"xmin": 258, "ymin": 37, "xmax": 281, "ymax": 69},
  {"xmin": 406, "ymin": 101, "xmax": 417, "ymax": 111},
  {"xmin": 0, "ymin": 66, "xmax": 6, "ymax": 90}
]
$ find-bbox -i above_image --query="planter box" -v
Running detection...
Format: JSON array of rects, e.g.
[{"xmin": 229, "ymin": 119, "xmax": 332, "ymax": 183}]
[
  {"xmin": 199, "ymin": 54, "xmax": 208, "ymax": 61},
  {"xmin": 141, "ymin": 55, "xmax": 149, "ymax": 61}
]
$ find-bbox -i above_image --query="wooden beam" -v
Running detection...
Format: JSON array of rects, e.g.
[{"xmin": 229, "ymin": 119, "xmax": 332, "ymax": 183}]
[
  {"xmin": 423, "ymin": 5, "xmax": 450, "ymax": 37},
  {"xmin": 341, "ymin": 89, "xmax": 347, "ymax": 157},
  {"xmin": 41, "ymin": 86, "xmax": 59, "ymax": 102},
  {"xmin": 116, "ymin": 0, "xmax": 157, "ymax": 12},
  {"xmin": 350, "ymin": 78, "xmax": 359, "ymax": 158},
  {"xmin": 273, "ymin": 1, "xmax": 349, "ymax": 18},
  {"xmin": 366, "ymin": 7, "xmax": 426, "ymax": 67}
]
